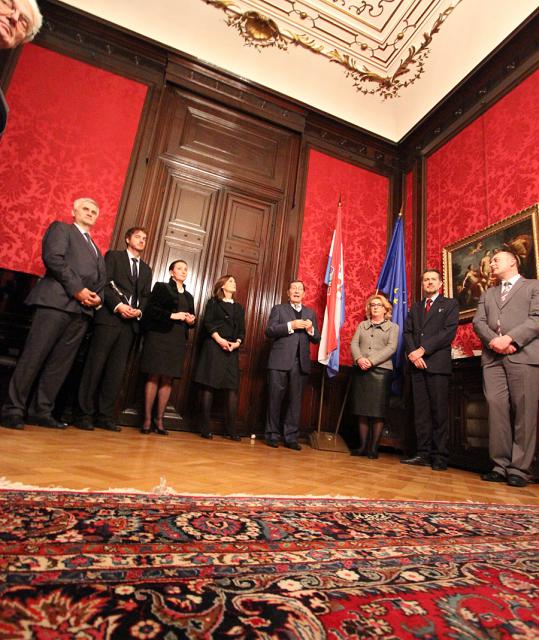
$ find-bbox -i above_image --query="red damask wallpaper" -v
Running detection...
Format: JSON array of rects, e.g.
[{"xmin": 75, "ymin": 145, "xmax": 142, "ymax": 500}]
[
  {"xmin": 404, "ymin": 171, "xmax": 413, "ymax": 298},
  {"xmin": 0, "ymin": 44, "xmax": 148, "ymax": 275},
  {"xmin": 298, "ymin": 149, "xmax": 390, "ymax": 365},
  {"xmin": 426, "ymin": 69, "xmax": 539, "ymax": 354}
]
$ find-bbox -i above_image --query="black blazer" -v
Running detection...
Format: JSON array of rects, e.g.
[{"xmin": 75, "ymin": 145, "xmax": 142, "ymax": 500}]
[
  {"xmin": 200, "ymin": 297, "xmax": 245, "ymax": 343},
  {"xmin": 25, "ymin": 221, "xmax": 106, "ymax": 316},
  {"xmin": 94, "ymin": 250, "xmax": 152, "ymax": 332},
  {"xmin": 403, "ymin": 295, "xmax": 459, "ymax": 374},
  {"xmin": 142, "ymin": 281, "xmax": 195, "ymax": 337},
  {"xmin": 266, "ymin": 303, "xmax": 320, "ymax": 373}
]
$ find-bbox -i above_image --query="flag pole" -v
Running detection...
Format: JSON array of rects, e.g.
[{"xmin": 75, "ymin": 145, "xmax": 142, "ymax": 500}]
[{"xmin": 316, "ymin": 374, "xmax": 325, "ymax": 436}]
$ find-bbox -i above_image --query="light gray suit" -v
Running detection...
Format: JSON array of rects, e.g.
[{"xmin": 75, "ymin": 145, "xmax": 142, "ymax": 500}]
[{"xmin": 473, "ymin": 277, "xmax": 539, "ymax": 480}]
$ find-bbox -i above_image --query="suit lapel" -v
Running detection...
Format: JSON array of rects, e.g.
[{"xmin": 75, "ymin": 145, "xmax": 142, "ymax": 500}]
[
  {"xmin": 500, "ymin": 277, "xmax": 525, "ymax": 307},
  {"xmin": 421, "ymin": 296, "xmax": 442, "ymax": 329}
]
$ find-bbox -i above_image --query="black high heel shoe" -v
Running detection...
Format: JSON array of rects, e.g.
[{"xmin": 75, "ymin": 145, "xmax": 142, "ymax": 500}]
[
  {"xmin": 201, "ymin": 432, "xmax": 213, "ymax": 440},
  {"xmin": 153, "ymin": 419, "xmax": 168, "ymax": 436}
]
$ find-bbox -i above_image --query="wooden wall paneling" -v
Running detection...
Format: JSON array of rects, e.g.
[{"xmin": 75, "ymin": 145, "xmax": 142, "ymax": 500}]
[{"xmin": 120, "ymin": 84, "xmax": 301, "ymax": 433}]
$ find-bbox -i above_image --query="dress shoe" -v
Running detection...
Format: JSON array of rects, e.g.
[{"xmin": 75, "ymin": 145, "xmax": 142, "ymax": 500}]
[
  {"xmin": 507, "ymin": 474, "xmax": 528, "ymax": 488},
  {"xmin": 0, "ymin": 414, "xmax": 24, "ymax": 430},
  {"xmin": 74, "ymin": 417, "xmax": 94, "ymax": 431},
  {"xmin": 266, "ymin": 440, "xmax": 279, "ymax": 448},
  {"xmin": 153, "ymin": 426, "xmax": 169, "ymax": 436},
  {"xmin": 95, "ymin": 420, "xmax": 121, "ymax": 432},
  {"xmin": 431, "ymin": 461, "xmax": 448, "ymax": 471},
  {"xmin": 367, "ymin": 451, "xmax": 379, "ymax": 460},
  {"xmin": 226, "ymin": 434, "xmax": 241, "ymax": 442},
  {"xmin": 201, "ymin": 432, "xmax": 213, "ymax": 440},
  {"xmin": 480, "ymin": 470, "xmax": 506, "ymax": 483},
  {"xmin": 350, "ymin": 448, "xmax": 366, "ymax": 457},
  {"xmin": 27, "ymin": 415, "xmax": 67, "ymax": 429},
  {"xmin": 140, "ymin": 425, "xmax": 151, "ymax": 435},
  {"xmin": 400, "ymin": 455, "xmax": 430, "ymax": 466},
  {"xmin": 284, "ymin": 441, "xmax": 301, "ymax": 451}
]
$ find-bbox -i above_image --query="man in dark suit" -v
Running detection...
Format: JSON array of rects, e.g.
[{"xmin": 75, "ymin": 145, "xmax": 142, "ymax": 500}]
[
  {"xmin": 402, "ymin": 269, "xmax": 459, "ymax": 470},
  {"xmin": 0, "ymin": 0, "xmax": 42, "ymax": 135},
  {"xmin": 0, "ymin": 197, "xmax": 106, "ymax": 430},
  {"xmin": 76, "ymin": 227, "xmax": 152, "ymax": 431},
  {"xmin": 473, "ymin": 248, "xmax": 539, "ymax": 488},
  {"xmin": 265, "ymin": 280, "xmax": 320, "ymax": 450}
]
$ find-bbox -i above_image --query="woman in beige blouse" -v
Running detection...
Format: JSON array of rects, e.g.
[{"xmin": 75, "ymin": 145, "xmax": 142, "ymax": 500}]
[{"xmin": 350, "ymin": 293, "xmax": 399, "ymax": 458}]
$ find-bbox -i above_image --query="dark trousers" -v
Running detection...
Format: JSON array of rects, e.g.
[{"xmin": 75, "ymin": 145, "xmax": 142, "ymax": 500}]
[
  {"xmin": 410, "ymin": 370, "xmax": 450, "ymax": 463},
  {"xmin": 78, "ymin": 322, "xmax": 135, "ymax": 421},
  {"xmin": 2, "ymin": 307, "xmax": 88, "ymax": 419},
  {"xmin": 265, "ymin": 359, "xmax": 307, "ymax": 443},
  {"xmin": 483, "ymin": 358, "xmax": 539, "ymax": 480}
]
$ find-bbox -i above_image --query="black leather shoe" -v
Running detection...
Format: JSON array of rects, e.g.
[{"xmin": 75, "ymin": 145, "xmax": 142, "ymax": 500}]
[
  {"xmin": 350, "ymin": 449, "xmax": 366, "ymax": 457},
  {"xmin": 95, "ymin": 420, "xmax": 121, "ymax": 432},
  {"xmin": 431, "ymin": 461, "xmax": 447, "ymax": 471},
  {"xmin": 74, "ymin": 417, "xmax": 94, "ymax": 431},
  {"xmin": 481, "ymin": 470, "xmax": 506, "ymax": 483},
  {"xmin": 400, "ymin": 455, "xmax": 429, "ymax": 466},
  {"xmin": 228, "ymin": 434, "xmax": 241, "ymax": 442},
  {"xmin": 27, "ymin": 415, "xmax": 67, "ymax": 429},
  {"xmin": 507, "ymin": 474, "xmax": 528, "ymax": 488},
  {"xmin": 266, "ymin": 440, "xmax": 279, "ymax": 448},
  {"xmin": 284, "ymin": 441, "xmax": 302, "ymax": 451},
  {"xmin": 367, "ymin": 451, "xmax": 379, "ymax": 459},
  {"xmin": 0, "ymin": 414, "xmax": 24, "ymax": 430},
  {"xmin": 201, "ymin": 432, "xmax": 213, "ymax": 440}
]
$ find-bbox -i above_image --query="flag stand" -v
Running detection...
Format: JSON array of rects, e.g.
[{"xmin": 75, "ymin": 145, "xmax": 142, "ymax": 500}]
[{"xmin": 309, "ymin": 373, "xmax": 351, "ymax": 453}]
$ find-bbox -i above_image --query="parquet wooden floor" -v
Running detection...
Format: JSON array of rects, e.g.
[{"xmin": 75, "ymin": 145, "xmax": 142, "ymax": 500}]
[{"xmin": 1, "ymin": 425, "xmax": 538, "ymax": 505}]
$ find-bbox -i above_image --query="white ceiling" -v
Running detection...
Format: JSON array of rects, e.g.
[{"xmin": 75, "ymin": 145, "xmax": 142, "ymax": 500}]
[{"xmin": 59, "ymin": 0, "xmax": 537, "ymax": 142}]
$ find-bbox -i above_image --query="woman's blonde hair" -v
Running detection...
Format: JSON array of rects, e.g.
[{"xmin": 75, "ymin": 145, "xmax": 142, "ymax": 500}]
[{"xmin": 365, "ymin": 293, "xmax": 392, "ymax": 320}]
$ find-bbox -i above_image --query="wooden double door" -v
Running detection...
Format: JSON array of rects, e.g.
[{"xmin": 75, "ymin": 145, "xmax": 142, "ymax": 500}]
[{"xmin": 119, "ymin": 87, "xmax": 301, "ymax": 433}]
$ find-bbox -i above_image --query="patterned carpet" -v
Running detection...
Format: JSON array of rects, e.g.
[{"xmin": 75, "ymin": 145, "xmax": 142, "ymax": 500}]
[{"xmin": 0, "ymin": 490, "xmax": 538, "ymax": 639}]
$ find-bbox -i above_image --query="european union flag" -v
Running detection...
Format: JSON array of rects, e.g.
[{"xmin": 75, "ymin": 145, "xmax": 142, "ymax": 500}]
[{"xmin": 376, "ymin": 215, "xmax": 408, "ymax": 394}]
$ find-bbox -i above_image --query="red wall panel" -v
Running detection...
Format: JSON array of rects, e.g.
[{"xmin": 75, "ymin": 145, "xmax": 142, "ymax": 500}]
[
  {"xmin": 0, "ymin": 44, "xmax": 148, "ymax": 275},
  {"xmin": 298, "ymin": 149, "xmax": 389, "ymax": 366},
  {"xmin": 426, "ymin": 69, "xmax": 539, "ymax": 353},
  {"xmin": 404, "ymin": 171, "xmax": 413, "ymax": 297}
]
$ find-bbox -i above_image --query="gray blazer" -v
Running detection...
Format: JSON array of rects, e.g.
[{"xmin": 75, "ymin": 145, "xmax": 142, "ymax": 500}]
[
  {"xmin": 266, "ymin": 303, "xmax": 320, "ymax": 373},
  {"xmin": 26, "ymin": 221, "xmax": 106, "ymax": 316},
  {"xmin": 350, "ymin": 319, "xmax": 399, "ymax": 370},
  {"xmin": 473, "ymin": 277, "xmax": 539, "ymax": 365}
]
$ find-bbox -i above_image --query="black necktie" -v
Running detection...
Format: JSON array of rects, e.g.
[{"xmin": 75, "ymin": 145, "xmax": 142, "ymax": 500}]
[
  {"xmin": 131, "ymin": 258, "xmax": 139, "ymax": 308},
  {"xmin": 84, "ymin": 232, "xmax": 97, "ymax": 258}
]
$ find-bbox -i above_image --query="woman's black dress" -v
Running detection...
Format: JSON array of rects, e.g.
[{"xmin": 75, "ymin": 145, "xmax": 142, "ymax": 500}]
[
  {"xmin": 193, "ymin": 298, "xmax": 245, "ymax": 390},
  {"xmin": 140, "ymin": 280, "xmax": 195, "ymax": 378}
]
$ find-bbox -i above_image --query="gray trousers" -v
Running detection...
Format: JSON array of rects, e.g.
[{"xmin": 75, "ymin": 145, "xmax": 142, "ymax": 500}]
[
  {"xmin": 483, "ymin": 358, "xmax": 539, "ymax": 480},
  {"xmin": 3, "ymin": 307, "xmax": 88, "ymax": 419}
]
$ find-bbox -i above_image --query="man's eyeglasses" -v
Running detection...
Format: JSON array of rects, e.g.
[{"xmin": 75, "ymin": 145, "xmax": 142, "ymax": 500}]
[{"xmin": 0, "ymin": 0, "xmax": 34, "ymax": 38}]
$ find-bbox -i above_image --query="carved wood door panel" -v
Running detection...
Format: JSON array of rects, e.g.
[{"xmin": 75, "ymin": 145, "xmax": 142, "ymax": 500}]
[{"xmin": 118, "ymin": 87, "xmax": 300, "ymax": 432}]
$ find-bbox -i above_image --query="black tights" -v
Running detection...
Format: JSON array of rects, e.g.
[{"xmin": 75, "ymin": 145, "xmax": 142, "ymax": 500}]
[
  {"xmin": 357, "ymin": 417, "xmax": 384, "ymax": 455},
  {"xmin": 200, "ymin": 388, "xmax": 237, "ymax": 436}
]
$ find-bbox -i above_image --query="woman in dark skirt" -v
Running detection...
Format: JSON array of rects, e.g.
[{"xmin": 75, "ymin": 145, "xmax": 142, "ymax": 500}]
[
  {"xmin": 140, "ymin": 260, "xmax": 196, "ymax": 435},
  {"xmin": 193, "ymin": 275, "xmax": 245, "ymax": 441},
  {"xmin": 350, "ymin": 293, "xmax": 399, "ymax": 458}
]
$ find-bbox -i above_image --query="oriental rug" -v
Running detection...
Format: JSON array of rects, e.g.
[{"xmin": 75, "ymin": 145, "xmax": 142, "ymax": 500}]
[{"xmin": 0, "ymin": 490, "xmax": 538, "ymax": 639}]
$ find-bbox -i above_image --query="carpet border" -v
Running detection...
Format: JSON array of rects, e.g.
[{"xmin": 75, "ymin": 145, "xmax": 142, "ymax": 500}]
[{"xmin": 0, "ymin": 476, "xmax": 537, "ymax": 508}]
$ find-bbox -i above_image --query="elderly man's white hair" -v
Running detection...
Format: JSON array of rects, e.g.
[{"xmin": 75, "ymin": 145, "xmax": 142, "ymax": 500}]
[
  {"xmin": 73, "ymin": 197, "xmax": 100, "ymax": 211},
  {"xmin": 24, "ymin": 0, "xmax": 43, "ymax": 41}
]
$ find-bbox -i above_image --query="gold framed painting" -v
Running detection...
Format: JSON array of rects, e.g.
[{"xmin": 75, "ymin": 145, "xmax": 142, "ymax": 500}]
[{"xmin": 443, "ymin": 203, "xmax": 539, "ymax": 320}]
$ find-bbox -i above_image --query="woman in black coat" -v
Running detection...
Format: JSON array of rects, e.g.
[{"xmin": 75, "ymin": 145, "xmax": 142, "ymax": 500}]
[
  {"xmin": 140, "ymin": 260, "xmax": 196, "ymax": 434},
  {"xmin": 193, "ymin": 275, "xmax": 245, "ymax": 440}
]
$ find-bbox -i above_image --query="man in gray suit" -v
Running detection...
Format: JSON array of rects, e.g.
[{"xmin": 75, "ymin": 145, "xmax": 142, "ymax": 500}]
[
  {"xmin": 265, "ymin": 280, "xmax": 320, "ymax": 450},
  {"xmin": 473, "ymin": 248, "xmax": 539, "ymax": 488},
  {"xmin": 0, "ymin": 0, "xmax": 42, "ymax": 134},
  {"xmin": 0, "ymin": 197, "xmax": 106, "ymax": 430}
]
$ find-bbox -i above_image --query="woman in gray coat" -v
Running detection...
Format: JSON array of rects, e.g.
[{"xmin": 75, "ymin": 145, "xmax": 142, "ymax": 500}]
[{"xmin": 350, "ymin": 293, "xmax": 399, "ymax": 458}]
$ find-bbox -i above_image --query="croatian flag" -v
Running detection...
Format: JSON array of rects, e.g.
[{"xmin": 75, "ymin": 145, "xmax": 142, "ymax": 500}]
[{"xmin": 318, "ymin": 202, "xmax": 345, "ymax": 377}]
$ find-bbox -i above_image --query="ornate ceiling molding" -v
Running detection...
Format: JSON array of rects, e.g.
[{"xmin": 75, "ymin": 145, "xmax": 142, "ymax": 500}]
[{"xmin": 203, "ymin": 0, "xmax": 462, "ymax": 99}]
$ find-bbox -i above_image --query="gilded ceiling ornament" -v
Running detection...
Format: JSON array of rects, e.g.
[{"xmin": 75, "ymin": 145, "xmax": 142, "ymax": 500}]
[{"xmin": 203, "ymin": 0, "xmax": 462, "ymax": 99}]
